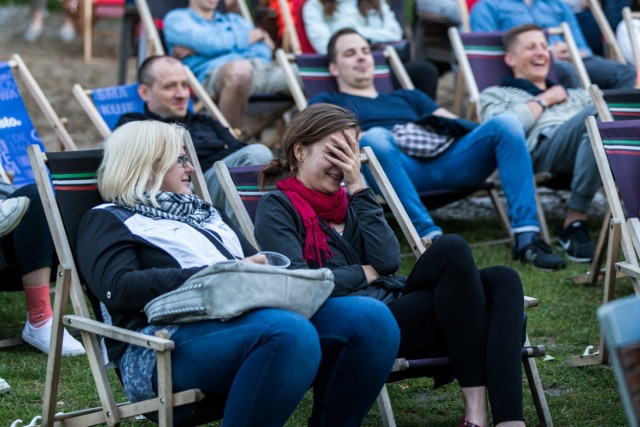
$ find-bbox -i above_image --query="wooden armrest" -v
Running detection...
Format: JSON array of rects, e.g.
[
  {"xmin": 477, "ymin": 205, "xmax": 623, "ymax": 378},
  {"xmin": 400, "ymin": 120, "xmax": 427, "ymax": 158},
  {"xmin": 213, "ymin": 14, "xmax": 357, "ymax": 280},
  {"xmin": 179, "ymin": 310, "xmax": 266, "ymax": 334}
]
[
  {"xmin": 63, "ymin": 315, "xmax": 175, "ymax": 352},
  {"xmin": 616, "ymin": 262, "xmax": 640, "ymax": 280}
]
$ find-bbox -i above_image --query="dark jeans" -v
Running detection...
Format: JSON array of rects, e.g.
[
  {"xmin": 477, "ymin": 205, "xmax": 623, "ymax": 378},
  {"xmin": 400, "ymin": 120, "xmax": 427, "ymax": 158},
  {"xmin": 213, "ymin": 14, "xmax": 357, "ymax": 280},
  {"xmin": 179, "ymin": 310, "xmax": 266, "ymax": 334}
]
[{"xmin": 388, "ymin": 234, "xmax": 525, "ymax": 424}]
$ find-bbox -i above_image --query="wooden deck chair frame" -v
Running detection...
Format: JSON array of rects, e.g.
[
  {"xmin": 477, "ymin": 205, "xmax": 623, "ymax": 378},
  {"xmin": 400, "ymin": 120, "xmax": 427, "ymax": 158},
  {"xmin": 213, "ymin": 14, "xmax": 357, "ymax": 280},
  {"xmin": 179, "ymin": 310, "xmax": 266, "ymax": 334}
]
[
  {"xmin": 583, "ymin": 115, "xmax": 640, "ymax": 365},
  {"xmin": 589, "ymin": 0, "xmax": 627, "ymax": 63},
  {"xmin": 449, "ymin": 23, "xmax": 591, "ymax": 122},
  {"xmin": 276, "ymin": 0, "xmax": 302, "ymax": 54},
  {"xmin": 82, "ymin": 0, "xmax": 126, "ymax": 64},
  {"xmin": 622, "ymin": 6, "xmax": 640, "ymax": 87},
  {"xmin": 72, "ymin": 65, "xmax": 237, "ymax": 139},
  {"xmin": 597, "ymin": 294, "xmax": 640, "ymax": 427},
  {"xmin": 29, "ymin": 133, "xmax": 211, "ymax": 426},
  {"xmin": 4, "ymin": 54, "xmax": 77, "ymax": 153},
  {"xmin": 215, "ymin": 146, "xmax": 552, "ymax": 427}
]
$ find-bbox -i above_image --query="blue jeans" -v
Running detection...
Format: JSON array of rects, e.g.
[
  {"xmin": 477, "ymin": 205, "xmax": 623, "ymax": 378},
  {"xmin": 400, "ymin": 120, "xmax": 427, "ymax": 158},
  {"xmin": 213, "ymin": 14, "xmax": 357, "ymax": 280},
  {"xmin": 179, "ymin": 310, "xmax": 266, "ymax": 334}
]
[
  {"xmin": 555, "ymin": 56, "xmax": 636, "ymax": 90},
  {"xmin": 152, "ymin": 297, "xmax": 399, "ymax": 426},
  {"xmin": 360, "ymin": 115, "xmax": 539, "ymax": 238}
]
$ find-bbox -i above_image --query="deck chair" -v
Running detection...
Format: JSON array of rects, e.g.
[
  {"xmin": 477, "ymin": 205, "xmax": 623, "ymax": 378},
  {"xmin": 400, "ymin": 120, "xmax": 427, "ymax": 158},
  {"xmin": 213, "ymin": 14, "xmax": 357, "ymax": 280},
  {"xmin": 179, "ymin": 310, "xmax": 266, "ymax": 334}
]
[
  {"xmin": 448, "ymin": 24, "xmax": 590, "ymax": 121},
  {"xmin": 81, "ymin": 0, "xmax": 126, "ymax": 63},
  {"xmin": 598, "ymin": 295, "xmax": 640, "ymax": 427},
  {"xmin": 584, "ymin": 116, "xmax": 640, "ymax": 365},
  {"xmin": 73, "ymin": 65, "xmax": 237, "ymax": 139},
  {"xmin": 276, "ymin": 47, "xmax": 516, "ymax": 244},
  {"xmin": 28, "ymin": 132, "xmax": 212, "ymax": 425},
  {"xmin": 569, "ymin": 85, "xmax": 640, "ymax": 287},
  {"xmin": 214, "ymin": 147, "xmax": 552, "ymax": 427},
  {"xmin": 135, "ymin": 0, "xmax": 292, "ymax": 141},
  {"xmin": 0, "ymin": 54, "xmax": 77, "ymax": 187}
]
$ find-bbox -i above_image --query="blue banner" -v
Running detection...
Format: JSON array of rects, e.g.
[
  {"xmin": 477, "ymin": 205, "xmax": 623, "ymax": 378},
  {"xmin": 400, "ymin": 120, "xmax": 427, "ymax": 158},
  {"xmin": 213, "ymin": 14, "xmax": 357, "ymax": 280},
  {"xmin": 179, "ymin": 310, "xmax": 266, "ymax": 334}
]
[
  {"xmin": 0, "ymin": 62, "xmax": 46, "ymax": 187},
  {"xmin": 91, "ymin": 83, "xmax": 145, "ymax": 130}
]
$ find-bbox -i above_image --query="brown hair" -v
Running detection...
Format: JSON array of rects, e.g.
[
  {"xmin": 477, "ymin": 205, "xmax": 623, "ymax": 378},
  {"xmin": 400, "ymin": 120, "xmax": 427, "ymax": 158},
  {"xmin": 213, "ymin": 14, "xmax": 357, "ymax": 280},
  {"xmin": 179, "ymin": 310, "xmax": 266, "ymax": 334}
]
[
  {"xmin": 320, "ymin": 0, "xmax": 382, "ymax": 21},
  {"xmin": 503, "ymin": 23, "xmax": 544, "ymax": 53},
  {"xmin": 327, "ymin": 28, "xmax": 365, "ymax": 64},
  {"xmin": 259, "ymin": 103, "xmax": 360, "ymax": 188}
]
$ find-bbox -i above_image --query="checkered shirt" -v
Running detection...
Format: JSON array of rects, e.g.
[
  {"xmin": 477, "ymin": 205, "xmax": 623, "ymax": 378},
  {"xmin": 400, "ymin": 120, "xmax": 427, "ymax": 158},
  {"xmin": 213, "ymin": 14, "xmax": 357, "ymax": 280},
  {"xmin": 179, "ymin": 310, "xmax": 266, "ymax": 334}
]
[{"xmin": 390, "ymin": 122, "xmax": 454, "ymax": 159}]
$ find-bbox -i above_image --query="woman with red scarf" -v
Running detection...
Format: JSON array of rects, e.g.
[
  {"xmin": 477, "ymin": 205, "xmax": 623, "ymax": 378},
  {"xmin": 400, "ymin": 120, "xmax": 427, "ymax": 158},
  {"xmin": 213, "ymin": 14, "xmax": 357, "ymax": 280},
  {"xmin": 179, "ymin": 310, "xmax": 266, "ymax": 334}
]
[{"xmin": 255, "ymin": 103, "xmax": 528, "ymax": 427}]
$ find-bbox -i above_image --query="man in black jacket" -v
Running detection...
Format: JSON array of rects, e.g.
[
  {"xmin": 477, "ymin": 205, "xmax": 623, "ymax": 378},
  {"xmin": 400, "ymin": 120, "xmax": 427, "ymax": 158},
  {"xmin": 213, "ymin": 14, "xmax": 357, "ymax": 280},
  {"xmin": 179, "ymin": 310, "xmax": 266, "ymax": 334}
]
[{"xmin": 117, "ymin": 55, "xmax": 272, "ymax": 224}]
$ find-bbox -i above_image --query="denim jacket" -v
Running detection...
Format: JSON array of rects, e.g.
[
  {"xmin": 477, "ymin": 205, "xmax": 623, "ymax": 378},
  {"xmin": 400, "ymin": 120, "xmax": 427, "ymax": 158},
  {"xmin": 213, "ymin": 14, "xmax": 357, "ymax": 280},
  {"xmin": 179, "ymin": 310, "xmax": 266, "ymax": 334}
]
[
  {"xmin": 470, "ymin": 0, "xmax": 592, "ymax": 56},
  {"xmin": 164, "ymin": 8, "xmax": 273, "ymax": 82}
]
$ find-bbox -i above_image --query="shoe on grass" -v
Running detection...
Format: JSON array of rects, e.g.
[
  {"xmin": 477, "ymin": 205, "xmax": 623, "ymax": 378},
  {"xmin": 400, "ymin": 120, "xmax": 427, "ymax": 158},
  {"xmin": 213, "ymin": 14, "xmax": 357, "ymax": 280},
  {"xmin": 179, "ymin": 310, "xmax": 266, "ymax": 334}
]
[
  {"xmin": 557, "ymin": 220, "xmax": 595, "ymax": 263},
  {"xmin": 0, "ymin": 377, "xmax": 10, "ymax": 394},
  {"xmin": 0, "ymin": 196, "xmax": 29, "ymax": 238},
  {"xmin": 513, "ymin": 234, "xmax": 567, "ymax": 271},
  {"xmin": 22, "ymin": 317, "xmax": 85, "ymax": 357}
]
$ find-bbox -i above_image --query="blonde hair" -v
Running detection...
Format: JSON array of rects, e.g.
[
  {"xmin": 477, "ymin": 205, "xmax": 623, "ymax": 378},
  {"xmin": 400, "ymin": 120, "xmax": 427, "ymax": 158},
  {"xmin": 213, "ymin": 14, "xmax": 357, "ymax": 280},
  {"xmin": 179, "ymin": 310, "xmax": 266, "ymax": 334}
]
[{"xmin": 98, "ymin": 120, "xmax": 186, "ymax": 207}]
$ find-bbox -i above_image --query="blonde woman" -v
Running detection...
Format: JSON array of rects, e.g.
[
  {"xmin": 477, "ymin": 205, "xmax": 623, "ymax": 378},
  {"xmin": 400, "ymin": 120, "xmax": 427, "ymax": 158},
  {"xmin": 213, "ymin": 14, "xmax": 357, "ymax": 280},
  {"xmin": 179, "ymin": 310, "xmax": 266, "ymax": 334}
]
[{"xmin": 76, "ymin": 120, "xmax": 399, "ymax": 425}]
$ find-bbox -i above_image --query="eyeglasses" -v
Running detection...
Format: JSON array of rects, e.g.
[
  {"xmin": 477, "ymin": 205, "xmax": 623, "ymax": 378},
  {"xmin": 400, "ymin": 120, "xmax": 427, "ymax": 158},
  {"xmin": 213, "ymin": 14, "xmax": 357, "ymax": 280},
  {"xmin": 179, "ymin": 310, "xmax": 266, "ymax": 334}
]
[{"xmin": 177, "ymin": 154, "xmax": 191, "ymax": 167}]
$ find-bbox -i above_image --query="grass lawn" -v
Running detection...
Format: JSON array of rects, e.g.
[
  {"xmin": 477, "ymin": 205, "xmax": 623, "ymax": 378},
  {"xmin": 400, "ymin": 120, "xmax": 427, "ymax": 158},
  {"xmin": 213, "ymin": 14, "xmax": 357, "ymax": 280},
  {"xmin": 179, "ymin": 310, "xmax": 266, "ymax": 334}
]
[{"xmin": 0, "ymin": 216, "xmax": 633, "ymax": 425}]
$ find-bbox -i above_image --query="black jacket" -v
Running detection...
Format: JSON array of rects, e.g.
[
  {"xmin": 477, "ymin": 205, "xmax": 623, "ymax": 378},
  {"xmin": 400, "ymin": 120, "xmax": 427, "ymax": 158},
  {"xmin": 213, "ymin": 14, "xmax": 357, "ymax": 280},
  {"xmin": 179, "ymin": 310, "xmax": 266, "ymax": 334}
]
[{"xmin": 116, "ymin": 106, "xmax": 245, "ymax": 171}]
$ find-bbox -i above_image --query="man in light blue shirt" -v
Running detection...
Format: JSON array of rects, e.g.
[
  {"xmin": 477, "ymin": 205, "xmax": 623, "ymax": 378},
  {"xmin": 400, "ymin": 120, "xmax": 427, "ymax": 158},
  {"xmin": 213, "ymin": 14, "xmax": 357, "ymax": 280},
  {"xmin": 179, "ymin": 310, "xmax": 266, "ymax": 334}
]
[
  {"xmin": 470, "ymin": 0, "xmax": 635, "ymax": 90},
  {"xmin": 164, "ymin": 0, "xmax": 291, "ymax": 128}
]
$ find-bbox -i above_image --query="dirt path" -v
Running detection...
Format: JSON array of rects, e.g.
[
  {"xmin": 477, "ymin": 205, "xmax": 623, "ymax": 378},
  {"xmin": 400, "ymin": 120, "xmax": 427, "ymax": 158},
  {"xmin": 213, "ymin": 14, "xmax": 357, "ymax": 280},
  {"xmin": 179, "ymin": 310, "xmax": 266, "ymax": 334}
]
[{"xmin": 0, "ymin": 6, "xmax": 135, "ymax": 150}]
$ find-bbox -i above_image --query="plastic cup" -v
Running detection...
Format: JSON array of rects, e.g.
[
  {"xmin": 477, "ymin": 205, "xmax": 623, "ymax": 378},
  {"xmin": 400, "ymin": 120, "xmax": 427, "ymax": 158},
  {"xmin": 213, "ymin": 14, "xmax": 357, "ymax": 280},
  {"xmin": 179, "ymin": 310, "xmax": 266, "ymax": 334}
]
[{"xmin": 258, "ymin": 251, "xmax": 291, "ymax": 269}]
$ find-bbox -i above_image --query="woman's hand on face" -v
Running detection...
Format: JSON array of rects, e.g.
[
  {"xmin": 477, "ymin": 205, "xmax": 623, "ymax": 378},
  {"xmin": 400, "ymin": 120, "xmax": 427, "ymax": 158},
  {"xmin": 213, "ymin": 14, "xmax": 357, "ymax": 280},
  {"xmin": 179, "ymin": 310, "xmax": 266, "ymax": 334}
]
[
  {"xmin": 242, "ymin": 253, "xmax": 268, "ymax": 265},
  {"xmin": 362, "ymin": 265, "xmax": 380, "ymax": 284},
  {"xmin": 325, "ymin": 130, "xmax": 365, "ymax": 194}
]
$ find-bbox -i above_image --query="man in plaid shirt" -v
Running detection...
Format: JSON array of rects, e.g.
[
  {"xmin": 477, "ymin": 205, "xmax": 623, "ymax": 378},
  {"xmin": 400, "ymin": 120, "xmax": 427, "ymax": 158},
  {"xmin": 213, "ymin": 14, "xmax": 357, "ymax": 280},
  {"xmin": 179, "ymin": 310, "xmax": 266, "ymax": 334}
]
[{"xmin": 310, "ymin": 28, "xmax": 566, "ymax": 270}]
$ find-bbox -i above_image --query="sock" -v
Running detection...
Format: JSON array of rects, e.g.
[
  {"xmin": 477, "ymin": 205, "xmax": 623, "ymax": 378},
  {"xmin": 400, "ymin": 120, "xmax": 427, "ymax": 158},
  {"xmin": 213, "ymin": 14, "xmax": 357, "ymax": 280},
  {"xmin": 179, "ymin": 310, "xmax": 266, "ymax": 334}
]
[
  {"xmin": 515, "ymin": 231, "xmax": 537, "ymax": 251},
  {"xmin": 24, "ymin": 284, "xmax": 53, "ymax": 327}
]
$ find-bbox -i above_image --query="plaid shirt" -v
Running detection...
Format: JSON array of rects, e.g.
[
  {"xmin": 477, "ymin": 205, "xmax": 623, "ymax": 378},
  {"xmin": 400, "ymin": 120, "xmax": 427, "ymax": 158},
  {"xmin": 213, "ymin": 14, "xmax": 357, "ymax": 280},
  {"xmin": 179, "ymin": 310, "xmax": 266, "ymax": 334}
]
[{"xmin": 390, "ymin": 122, "xmax": 454, "ymax": 159}]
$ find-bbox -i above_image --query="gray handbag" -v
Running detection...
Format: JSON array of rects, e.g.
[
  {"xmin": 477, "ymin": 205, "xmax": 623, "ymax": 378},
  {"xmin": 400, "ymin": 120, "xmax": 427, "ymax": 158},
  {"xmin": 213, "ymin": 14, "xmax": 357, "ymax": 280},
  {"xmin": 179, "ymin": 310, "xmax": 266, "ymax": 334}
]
[{"xmin": 144, "ymin": 260, "xmax": 335, "ymax": 324}]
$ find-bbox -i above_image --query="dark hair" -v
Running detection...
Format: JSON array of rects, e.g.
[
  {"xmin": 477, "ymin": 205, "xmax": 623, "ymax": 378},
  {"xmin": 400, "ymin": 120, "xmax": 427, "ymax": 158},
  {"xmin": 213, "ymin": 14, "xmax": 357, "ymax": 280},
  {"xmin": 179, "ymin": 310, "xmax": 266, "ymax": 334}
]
[
  {"xmin": 327, "ymin": 28, "xmax": 367, "ymax": 64},
  {"xmin": 320, "ymin": 0, "xmax": 382, "ymax": 21},
  {"xmin": 137, "ymin": 55, "xmax": 181, "ymax": 86},
  {"xmin": 503, "ymin": 23, "xmax": 544, "ymax": 53},
  {"xmin": 259, "ymin": 103, "xmax": 360, "ymax": 188}
]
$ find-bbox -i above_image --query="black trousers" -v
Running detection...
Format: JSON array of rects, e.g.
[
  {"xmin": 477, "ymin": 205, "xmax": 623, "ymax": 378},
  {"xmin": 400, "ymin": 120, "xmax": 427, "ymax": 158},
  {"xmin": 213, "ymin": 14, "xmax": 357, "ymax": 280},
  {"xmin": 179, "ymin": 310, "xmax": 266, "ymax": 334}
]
[{"xmin": 387, "ymin": 234, "xmax": 525, "ymax": 423}]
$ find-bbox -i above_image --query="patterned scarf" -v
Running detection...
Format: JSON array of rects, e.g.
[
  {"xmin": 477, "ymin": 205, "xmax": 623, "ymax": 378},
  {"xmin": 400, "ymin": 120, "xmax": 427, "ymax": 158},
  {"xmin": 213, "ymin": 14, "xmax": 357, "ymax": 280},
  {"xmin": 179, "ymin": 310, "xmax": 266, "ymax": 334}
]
[
  {"xmin": 118, "ymin": 192, "xmax": 222, "ymax": 229},
  {"xmin": 277, "ymin": 177, "xmax": 347, "ymax": 266}
]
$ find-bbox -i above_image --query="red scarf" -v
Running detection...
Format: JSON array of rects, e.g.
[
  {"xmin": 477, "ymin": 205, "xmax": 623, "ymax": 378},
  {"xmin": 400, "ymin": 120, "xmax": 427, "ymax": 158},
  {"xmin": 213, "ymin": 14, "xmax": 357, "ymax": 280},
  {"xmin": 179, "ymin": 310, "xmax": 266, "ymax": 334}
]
[{"xmin": 277, "ymin": 177, "xmax": 347, "ymax": 266}]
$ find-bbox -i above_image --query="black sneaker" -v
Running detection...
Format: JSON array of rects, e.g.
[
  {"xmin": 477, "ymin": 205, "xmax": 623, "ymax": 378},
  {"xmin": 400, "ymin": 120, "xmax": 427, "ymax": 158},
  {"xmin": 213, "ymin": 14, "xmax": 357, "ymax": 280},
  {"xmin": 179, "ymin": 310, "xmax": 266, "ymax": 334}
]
[
  {"xmin": 513, "ymin": 235, "xmax": 567, "ymax": 271},
  {"xmin": 557, "ymin": 220, "xmax": 596, "ymax": 263}
]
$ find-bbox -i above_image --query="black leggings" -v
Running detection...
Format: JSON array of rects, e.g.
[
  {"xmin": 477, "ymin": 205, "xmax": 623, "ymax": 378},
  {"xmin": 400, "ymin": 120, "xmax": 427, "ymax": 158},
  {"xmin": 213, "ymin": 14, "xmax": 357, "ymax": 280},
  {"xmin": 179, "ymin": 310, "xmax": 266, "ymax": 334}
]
[
  {"xmin": 387, "ymin": 234, "xmax": 525, "ymax": 423},
  {"xmin": 0, "ymin": 183, "xmax": 56, "ymax": 290}
]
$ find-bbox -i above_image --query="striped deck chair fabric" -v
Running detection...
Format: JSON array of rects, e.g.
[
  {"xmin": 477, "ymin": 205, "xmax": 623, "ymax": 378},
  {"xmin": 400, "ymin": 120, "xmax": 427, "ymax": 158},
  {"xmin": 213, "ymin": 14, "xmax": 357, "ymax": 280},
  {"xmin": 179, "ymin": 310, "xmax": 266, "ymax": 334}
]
[
  {"xmin": 46, "ymin": 149, "xmax": 104, "ymax": 254},
  {"xmin": 460, "ymin": 31, "xmax": 558, "ymax": 92},
  {"xmin": 227, "ymin": 164, "xmax": 275, "ymax": 223},
  {"xmin": 0, "ymin": 61, "xmax": 47, "ymax": 186},
  {"xmin": 602, "ymin": 89, "xmax": 640, "ymax": 121},
  {"xmin": 90, "ymin": 83, "xmax": 144, "ymax": 131},
  {"xmin": 598, "ymin": 120, "xmax": 640, "ymax": 219},
  {"xmin": 296, "ymin": 51, "xmax": 395, "ymax": 100}
]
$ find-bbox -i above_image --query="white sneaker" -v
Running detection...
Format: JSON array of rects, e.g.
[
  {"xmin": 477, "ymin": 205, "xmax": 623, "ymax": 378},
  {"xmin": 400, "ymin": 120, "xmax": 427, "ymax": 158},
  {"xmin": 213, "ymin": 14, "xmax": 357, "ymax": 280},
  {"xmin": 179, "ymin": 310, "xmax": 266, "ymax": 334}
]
[
  {"xmin": 22, "ymin": 318, "xmax": 85, "ymax": 357},
  {"xmin": 58, "ymin": 25, "xmax": 76, "ymax": 43},
  {"xmin": 0, "ymin": 197, "xmax": 29, "ymax": 238},
  {"xmin": 24, "ymin": 23, "xmax": 43, "ymax": 42},
  {"xmin": 0, "ymin": 377, "xmax": 10, "ymax": 394}
]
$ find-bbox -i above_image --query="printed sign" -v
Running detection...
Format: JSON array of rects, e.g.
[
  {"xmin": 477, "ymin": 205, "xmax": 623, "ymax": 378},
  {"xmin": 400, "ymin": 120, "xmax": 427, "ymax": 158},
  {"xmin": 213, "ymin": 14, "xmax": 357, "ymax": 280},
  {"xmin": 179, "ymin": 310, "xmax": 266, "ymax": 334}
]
[{"xmin": 0, "ymin": 62, "xmax": 46, "ymax": 187}]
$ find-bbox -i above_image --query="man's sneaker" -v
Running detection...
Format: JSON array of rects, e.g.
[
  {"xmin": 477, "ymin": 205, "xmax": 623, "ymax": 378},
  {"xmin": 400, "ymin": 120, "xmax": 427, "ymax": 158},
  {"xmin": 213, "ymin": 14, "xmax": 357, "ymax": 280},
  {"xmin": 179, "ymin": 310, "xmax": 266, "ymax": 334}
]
[
  {"xmin": 22, "ymin": 317, "xmax": 85, "ymax": 357},
  {"xmin": 0, "ymin": 377, "xmax": 10, "ymax": 394},
  {"xmin": 557, "ymin": 220, "xmax": 596, "ymax": 263},
  {"xmin": 513, "ymin": 234, "xmax": 567, "ymax": 271}
]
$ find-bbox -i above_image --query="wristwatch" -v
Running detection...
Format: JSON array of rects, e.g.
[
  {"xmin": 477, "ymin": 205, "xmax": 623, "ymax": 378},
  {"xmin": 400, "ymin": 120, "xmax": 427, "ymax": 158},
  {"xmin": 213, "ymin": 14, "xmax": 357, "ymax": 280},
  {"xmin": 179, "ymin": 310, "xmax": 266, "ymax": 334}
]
[{"xmin": 531, "ymin": 96, "xmax": 547, "ymax": 110}]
